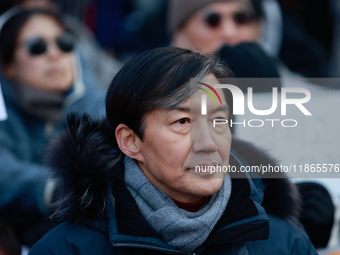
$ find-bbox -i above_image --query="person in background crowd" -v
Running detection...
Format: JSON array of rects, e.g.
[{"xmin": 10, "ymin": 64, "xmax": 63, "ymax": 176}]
[
  {"xmin": 29, "ymin": 47, "xmax": 317, "ymax": 254},
  {"xmin": 1, "ymin": 0, "xmax": 123, "ymax": 89},
  {"xmin": 0, "ymin": 7, "xmax": 105, "ymax": 247},
  {"xmin": 167, "ymin": 0, "xmax": 332, "ymax": 83},
  {"xmin": 169, "ymin": 0, "xmax": 264, "ymax": 54},
  {"xmin": 82, "ymin": 0, "xmax": 169, "ymax": 62},
  {"xmin": 168, "ymin": 0, "xmax": 283, "ymax": 89}
]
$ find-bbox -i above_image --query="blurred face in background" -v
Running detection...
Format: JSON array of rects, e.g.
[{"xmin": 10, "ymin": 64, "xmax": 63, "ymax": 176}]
[
  {"xmin": 173, "ymin": 0, "xmax": 262, "ymax": 54},
  {"xmin": 5, "ymin": 14, "xmax": 74, "ymax": 92},
  {"xmin": 19, "ymin": 0, "xmax": 55, "ymax": 10}
]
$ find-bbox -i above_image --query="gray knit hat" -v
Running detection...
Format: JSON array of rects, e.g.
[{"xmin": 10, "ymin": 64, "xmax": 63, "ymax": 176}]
[{"xmin": 167, "ymin": 0, "xmax": 264, "ymax": 35}]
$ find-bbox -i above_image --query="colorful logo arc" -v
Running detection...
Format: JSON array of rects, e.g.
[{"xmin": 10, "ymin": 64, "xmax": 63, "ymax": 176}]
[{"xmin": 197, "ymin": 82, "xmax": 222, "ymax": 106}]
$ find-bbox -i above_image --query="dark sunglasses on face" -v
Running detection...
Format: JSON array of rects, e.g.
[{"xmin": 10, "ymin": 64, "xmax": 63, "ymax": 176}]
[
  {"xmin": 204, "ymin": 11, "xmax": 257, "ymax": 28},
  {"xmin": 23, "ymin": 33, "xmax": 74, "ymax": 56}
]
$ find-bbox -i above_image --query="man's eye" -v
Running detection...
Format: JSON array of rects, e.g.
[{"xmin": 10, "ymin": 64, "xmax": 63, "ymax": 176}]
[
  {"xmin": 177, "ymin": 118, "xmax": 190, "ymax": 125},
  {"xmin": 214, "ymin": 117, "xmax": 227, "ymax": 121}
]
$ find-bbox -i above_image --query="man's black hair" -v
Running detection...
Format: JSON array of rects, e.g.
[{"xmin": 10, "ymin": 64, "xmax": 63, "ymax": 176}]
[{"xmin": 106, "ymin": 47, "xmax": 230, "ymax": 140}]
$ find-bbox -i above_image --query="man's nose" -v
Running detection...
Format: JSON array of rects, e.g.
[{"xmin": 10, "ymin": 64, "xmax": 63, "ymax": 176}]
[{"xmin": 192, "ymin": 124, "xmax": 218, "ymax": 153}]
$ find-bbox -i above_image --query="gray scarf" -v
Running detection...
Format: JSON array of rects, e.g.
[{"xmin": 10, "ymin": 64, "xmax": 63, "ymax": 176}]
[
  {"xmin": 11, "ymin": 81, "xmax": 66, "ymax": 122},
  {"xmin": 124, "ymin": 156, "xmax": 232, "ymax": 253}
]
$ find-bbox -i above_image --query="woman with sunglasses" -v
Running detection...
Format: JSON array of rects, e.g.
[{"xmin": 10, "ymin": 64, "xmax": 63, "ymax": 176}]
[{"xmin": 0, "ymin": 7, "xmax": 105, "ymax": 248}]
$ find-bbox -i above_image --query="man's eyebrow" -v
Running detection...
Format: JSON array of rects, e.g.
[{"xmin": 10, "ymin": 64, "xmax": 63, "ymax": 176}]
[
  {"xmin": 169, "ymin": 106, "xmax": 191, "ymax": 112},
  {"xmin": 167, "ymin": 105, "xmax": 228, "ymax": 114},
  {"xmin": 209, "ymin": 105, "xmax": 229, "ymax": 114}
]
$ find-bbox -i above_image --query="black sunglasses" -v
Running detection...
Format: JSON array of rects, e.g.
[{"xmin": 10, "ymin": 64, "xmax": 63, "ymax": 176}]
[
  {"xmin": 23, "ymin": 33, "xmax": 74, "ymax": 56},
  {"xmin": 204, "ymin": 11, "xmax": 257, "ymax": 28}
]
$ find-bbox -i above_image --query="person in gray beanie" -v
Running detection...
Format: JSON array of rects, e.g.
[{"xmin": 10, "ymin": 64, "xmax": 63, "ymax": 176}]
[{"xmin": 168, "ymin": 0, "xmax": 264, "ymax": 54}]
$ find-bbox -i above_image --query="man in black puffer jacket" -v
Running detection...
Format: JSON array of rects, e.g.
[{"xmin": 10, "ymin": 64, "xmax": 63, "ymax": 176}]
[{"xmin": 30, "ymin": 47, "xmax": 317, "ymax": 255}]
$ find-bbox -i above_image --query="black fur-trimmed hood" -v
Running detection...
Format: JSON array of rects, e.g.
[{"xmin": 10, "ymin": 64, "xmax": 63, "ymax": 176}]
[
  {"xmin": 46, "ymin": 114, "xmax": 119, "ymax": 221},
  {"xmin": 47, "ymin": 114, "xmax": 301, "ymax": 224}
]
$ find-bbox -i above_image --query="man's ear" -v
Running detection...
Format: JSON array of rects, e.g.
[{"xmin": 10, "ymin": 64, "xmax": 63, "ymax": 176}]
[{"xmin": 115, "ymin": 123, "xmax": 144, "ymax": 162}]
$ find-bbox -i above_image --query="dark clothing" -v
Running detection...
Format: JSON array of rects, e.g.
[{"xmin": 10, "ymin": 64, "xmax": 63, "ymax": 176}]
[
  {"xmin": 219, "ymin": 43, "xmax": 281, "ymax": 92},
  {"xmin": 297, "ymin": 182, "xmax": 335, "ymax": 248},
  {"xmin": 29, "ymin": 115, "xmax": 317, "ymax": 255},
  {"xmin": 279, "ymin": 12, "xmax": 329, "ymax": 78}
]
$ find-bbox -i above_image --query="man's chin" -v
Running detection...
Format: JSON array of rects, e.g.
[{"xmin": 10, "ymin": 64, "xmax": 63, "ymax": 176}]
[{"xmin": 189, "ymin": 177, "xmax": 225, "ymax": 197}]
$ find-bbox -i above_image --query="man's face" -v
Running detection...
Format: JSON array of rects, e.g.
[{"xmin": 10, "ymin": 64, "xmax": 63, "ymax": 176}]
[
  {"xmin": 136, "ymin": 75, "xmax": 231, "ymax": 203},
  {"xmin": 173, "ymin": 1, "xmax": 261, "ymax": 54}
]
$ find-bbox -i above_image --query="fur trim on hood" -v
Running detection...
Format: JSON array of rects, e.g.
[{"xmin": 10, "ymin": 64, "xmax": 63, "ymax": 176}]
[
  {"xmin": 46, "ymin": 114, "xmax": 119, "ymax": 221},
  {"xmin": 46, "ymin": 114, "xmax": 301, "ymax": 223}
]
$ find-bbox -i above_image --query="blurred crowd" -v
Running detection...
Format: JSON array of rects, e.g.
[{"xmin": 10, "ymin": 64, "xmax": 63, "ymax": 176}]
[{"xmin": 0, "ymin": 0, "xmax": 339, "ymax": 254}]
